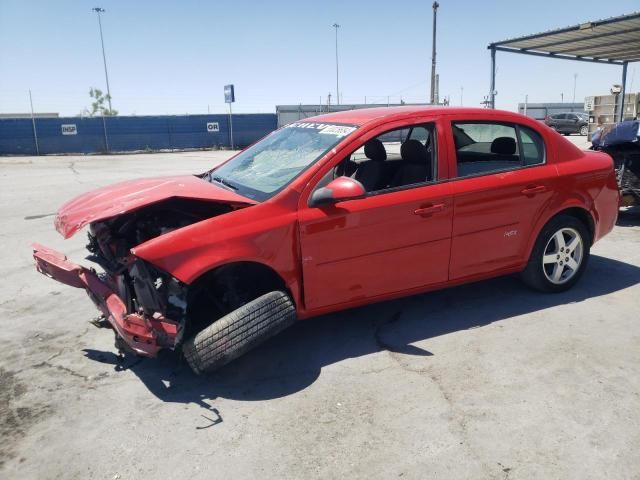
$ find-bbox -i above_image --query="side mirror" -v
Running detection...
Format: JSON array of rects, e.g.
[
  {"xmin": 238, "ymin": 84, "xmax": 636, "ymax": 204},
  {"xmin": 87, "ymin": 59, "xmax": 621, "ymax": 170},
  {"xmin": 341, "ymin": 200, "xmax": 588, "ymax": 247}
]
[{"xmin": 309, "ymin": 176, "xmax": 366, "ymax": 207}]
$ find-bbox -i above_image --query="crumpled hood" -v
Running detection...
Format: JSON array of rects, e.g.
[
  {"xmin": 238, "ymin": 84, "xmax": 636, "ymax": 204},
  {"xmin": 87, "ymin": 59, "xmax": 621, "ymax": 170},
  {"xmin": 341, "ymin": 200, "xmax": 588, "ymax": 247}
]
[{"xmin": 55, "ymin": 175, "xmax": 256, "ymax": 239}]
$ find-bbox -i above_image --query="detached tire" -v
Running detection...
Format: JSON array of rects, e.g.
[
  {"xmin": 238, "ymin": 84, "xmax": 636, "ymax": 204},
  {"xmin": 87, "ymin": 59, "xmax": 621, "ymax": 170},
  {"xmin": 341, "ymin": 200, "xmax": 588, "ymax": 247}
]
[
  {"xmin": 521, "ymin": 215, "xmax": 590, "ymax": 293},
  {"xmin": 183, "ymin": 291, "xmax": 296, "ymax": 374}
]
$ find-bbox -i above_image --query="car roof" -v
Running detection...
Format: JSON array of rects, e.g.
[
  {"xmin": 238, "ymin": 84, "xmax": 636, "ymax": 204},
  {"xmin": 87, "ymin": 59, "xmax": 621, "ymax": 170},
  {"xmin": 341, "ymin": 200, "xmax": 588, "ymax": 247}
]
[{"xmin": 302, "ymin": 106, "xmax": 534, "ymax": 127}]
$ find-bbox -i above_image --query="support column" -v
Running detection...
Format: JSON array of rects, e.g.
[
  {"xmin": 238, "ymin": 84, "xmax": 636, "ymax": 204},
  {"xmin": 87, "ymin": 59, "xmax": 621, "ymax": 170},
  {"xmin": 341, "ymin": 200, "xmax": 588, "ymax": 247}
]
[{"xmin": 619, "ymin": 62, "xmax": 628, "ymax": 122}]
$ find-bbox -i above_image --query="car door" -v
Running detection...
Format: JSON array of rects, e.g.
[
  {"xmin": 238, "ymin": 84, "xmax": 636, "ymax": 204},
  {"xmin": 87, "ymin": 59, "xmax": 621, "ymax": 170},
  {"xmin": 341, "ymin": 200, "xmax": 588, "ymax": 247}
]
[
  {"xmin": 297, "ymin": 120, "xmax": 453, "ymax": 311},
  {"xmin": 567, "ymin": 113, "xmax": 580, "ymax": 133},
  {"xmin": 551, "ymin": 113, "xmax": 563, "ymax": 132},
  {"xmin": 447, "ymin": 120, "xmax": 556, "ymax": 280}
]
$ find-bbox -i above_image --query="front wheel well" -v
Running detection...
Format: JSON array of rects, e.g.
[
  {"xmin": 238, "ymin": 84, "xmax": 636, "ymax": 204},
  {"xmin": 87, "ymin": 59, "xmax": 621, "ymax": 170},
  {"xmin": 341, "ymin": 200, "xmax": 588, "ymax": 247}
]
[{"xmin": 186, "ymin": 262, "xmax": 290, "ymax": 335}]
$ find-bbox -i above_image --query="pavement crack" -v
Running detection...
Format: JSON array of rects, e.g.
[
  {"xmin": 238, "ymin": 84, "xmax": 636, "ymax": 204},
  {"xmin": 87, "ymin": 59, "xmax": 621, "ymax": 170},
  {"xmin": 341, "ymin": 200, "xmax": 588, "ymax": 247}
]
[
  {"xmin": 45, "ymin": 351, "xmax": 63, "ymax": 362},
  {"xmin": 373, "ymin": 310, "xmax": 403, "ymax": 352},
  {"xmin": 426, "ymin": 370, "xmax": 454, "ymax": 406},
  {"xmin": 374, "ymin": 315, "xmax": 495, "ymax": 477},
  {"xmin": 33, "ymin": 361, "xmax": 90, "ymax": 381},
  {"xmin": 373, "ymin": 310, "xmax": 432, "ymax": 375},
  {"xmin": 427, "ymin": 368, "xmax": 498, "ymax": 479},
  {"xmin": 66, "ymin": 161, "xmax": 84, "ymax": 183}
]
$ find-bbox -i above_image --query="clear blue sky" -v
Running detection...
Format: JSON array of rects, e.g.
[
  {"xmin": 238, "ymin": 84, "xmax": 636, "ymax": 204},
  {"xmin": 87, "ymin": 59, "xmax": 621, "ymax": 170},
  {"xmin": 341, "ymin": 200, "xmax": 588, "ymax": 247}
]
[{"xmin": 0, "ymin": 0, "xmax": 638, "ymax": 116}]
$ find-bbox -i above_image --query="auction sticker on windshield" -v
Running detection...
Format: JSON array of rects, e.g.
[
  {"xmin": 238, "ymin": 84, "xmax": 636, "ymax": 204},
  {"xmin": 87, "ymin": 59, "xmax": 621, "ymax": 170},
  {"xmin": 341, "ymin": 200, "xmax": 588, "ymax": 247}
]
[
  {"xmin": 318, "ymin": 125, "xmax": 356, "ymax": 137},
  {"xmin": 286, "ymin": 122, "xmax": 356, "ymax": 137}
]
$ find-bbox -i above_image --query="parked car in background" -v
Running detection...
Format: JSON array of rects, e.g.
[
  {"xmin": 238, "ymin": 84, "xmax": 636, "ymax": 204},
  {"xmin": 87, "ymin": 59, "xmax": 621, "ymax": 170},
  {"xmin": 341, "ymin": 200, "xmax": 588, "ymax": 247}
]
[
  {"xmin": 544, "ymin": 112, "xmax": 589, "ymax": 135},
  {"xmin": 33, "ymin": 107, "xmax": 619, "ymax": 374}
]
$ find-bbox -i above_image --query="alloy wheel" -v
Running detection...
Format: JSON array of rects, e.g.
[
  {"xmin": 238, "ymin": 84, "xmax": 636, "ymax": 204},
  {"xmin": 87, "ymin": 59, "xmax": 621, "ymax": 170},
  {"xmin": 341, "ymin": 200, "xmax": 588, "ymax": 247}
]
[{"xmin": 542, "ymin": 227, "xmax": 584, "ymax": 285}]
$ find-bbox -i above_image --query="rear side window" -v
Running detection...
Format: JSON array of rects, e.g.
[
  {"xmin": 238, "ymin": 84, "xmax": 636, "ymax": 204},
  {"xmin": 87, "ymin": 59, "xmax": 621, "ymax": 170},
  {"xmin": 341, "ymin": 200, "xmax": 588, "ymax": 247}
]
[
  {"xmin": 520, "ymin": 126, "xmax": 545, "ymax": 166},
  {"xmin": 453, "ymin": 122, "xmax": 545, "ymax": 177}
]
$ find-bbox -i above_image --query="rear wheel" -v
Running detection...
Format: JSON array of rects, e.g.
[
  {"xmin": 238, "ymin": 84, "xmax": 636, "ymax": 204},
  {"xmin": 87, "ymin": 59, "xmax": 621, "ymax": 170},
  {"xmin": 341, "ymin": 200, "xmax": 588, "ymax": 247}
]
[
  {"xmin": 521, "ymin": 215, "xmax": 590, "ymax": 292},
  {"xmin": 183, "ymin": 291, "xmax": 296, "ymax": 374},
  {"xmin": 579, "ymin": 125, "xmax": 588, "ymax": 136}
]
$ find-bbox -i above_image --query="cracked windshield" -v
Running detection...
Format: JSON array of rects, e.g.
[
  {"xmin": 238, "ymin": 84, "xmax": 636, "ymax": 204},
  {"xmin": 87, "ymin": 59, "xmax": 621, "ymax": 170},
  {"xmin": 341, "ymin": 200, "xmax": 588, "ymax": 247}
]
[{"xmin": 211, "ymin": 122, "xmax": 357, "ymax": 200}]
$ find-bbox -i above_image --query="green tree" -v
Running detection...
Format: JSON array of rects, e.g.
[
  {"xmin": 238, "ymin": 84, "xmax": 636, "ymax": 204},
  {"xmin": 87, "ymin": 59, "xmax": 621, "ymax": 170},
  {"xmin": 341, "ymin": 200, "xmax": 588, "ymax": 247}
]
[{"xmin": 88, "ymin": 88, "xmax": 117, "ymax": 116}]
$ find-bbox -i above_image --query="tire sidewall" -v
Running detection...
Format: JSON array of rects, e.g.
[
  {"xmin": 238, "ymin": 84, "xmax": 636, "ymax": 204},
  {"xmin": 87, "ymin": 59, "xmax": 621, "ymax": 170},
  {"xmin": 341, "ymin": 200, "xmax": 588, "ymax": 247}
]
[
  {"xmin": 182, "ymin": 290, "xmax": 296, "ymax": 374},
  {"xmin": 523, "ymin": 215, "xmax": 591, "ymax": 292}
]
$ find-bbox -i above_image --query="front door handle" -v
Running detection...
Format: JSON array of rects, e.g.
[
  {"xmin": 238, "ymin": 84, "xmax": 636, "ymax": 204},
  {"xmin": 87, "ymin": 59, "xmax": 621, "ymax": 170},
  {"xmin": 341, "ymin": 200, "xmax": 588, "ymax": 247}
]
[
  {"xmin": 414, "ymin": 203, "xmax": 445, "ymax": 216},
  {"xmin": 521, "ymin": 185, "xmax": 547, "ymax": 196}
]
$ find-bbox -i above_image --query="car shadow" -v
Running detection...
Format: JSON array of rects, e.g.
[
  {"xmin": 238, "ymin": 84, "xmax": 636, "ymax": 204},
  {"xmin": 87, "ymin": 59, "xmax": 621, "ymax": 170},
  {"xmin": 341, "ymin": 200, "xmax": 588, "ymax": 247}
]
[{"xmin": 83, "ymin": 254, "xmax": 640, "ymax": 407}]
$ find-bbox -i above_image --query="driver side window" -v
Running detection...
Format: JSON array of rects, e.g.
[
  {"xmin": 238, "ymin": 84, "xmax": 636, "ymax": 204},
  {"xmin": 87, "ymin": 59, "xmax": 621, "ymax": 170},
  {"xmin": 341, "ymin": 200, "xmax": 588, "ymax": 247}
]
[{"xmin": 331, "ymin": 124, "xmax": 437, "ymax": 194}]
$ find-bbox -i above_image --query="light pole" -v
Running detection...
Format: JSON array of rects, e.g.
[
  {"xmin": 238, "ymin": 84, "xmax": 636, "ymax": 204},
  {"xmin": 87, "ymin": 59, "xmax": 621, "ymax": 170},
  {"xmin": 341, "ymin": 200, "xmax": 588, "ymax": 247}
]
[
  {"xmin": 332, "ymin": 23, "xmax": 340, "ymax": 105},
  {"xmin": 572, "ymin": 73, "xmax": 577, "ymax": 103},
  {"xmin": 92, "ymin": 7, "xmax": 113, "ymax": 112},
  {"xmin": 430, "ymin": 1, "xmax": 439, "ymax": 104}
]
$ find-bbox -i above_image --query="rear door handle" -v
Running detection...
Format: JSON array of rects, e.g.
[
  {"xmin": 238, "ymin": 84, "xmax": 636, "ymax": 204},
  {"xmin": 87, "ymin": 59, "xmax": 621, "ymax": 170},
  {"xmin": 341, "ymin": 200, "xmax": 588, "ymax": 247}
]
[
  {"xmin": 521, "ymin": 185, "xmax": 547, "ymax": 196},
  {"xmin": 414, "ymin": 203, "xmax": 445, "ymax": 216}
]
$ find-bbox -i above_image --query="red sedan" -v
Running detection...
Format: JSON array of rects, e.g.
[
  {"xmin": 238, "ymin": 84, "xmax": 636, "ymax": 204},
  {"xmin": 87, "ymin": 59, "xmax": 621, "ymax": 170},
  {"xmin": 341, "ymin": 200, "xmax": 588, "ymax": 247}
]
[{"xmin": 33, "ymin": 107, "xmax": 619, "ymax": 373}]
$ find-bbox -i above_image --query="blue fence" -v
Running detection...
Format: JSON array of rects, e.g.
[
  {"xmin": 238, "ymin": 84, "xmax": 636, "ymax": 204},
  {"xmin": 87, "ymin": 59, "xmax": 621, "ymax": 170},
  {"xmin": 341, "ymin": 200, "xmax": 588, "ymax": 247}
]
[{"xmin": 0, "ymin": 114, "xmax": 277, "ymax": 155}]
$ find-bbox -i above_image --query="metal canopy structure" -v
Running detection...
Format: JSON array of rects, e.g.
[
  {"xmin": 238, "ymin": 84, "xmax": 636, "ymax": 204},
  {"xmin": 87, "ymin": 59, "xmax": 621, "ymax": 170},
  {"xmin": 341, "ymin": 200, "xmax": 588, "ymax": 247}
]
[{"xmin": 488, "ymin": 12, "xmax": 640, "ymax": 119}]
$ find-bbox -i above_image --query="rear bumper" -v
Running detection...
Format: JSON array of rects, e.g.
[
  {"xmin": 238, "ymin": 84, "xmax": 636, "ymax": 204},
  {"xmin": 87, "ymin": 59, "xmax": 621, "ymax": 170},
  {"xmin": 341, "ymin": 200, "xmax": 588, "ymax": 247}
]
[{"xmin": 32, "ymin": 243, "xmax": 178, "ymax": 357}]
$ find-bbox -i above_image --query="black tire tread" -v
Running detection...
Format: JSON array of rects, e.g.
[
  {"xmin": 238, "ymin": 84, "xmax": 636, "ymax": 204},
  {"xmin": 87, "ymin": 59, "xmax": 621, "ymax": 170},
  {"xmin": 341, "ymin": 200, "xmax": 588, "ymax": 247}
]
[
  {"xmin": 521, "ymin": 214, "xmax": 590, "ymax": 293},
  {"xmin": 183, "ymin": 291, "xmax": 295, "ymax": 374}
]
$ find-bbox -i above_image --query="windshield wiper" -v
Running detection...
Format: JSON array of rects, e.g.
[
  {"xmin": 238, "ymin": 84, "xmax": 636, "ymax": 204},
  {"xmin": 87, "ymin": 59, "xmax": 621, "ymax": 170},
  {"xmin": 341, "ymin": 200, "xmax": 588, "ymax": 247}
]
[{"xmin": 210, "ymin": 175, "xmax": 238, "ymax": 191}]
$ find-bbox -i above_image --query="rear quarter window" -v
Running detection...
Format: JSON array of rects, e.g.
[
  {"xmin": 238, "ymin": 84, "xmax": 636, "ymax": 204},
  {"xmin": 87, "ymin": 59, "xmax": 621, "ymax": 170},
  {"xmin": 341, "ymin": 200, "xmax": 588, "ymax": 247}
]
[{"xmin": 520, "ymin": 126, "xmax": 545, "ymax": 166}]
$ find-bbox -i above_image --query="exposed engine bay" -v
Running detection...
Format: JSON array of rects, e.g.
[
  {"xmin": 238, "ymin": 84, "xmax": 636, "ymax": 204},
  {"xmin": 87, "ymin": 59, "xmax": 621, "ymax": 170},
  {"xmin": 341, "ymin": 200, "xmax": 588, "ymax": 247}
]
[
  {"xmin": 83, "ymin": 198, "xmax": 235, "ymax": 351},
  {"xmin": 86, "ymin": 198, "xmax": 231, "ymax": 273}
]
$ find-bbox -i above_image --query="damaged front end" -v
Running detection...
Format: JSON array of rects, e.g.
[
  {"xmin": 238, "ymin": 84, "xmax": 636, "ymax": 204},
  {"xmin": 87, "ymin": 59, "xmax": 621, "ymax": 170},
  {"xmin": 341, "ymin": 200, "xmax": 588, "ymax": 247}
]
[
  {"xmin": 33, "ymin": 243, "xmax": 183, "ymax": 356},
  {"xmin": 33, "ymin": 177, "xmax": 255, "ymax": 356}
]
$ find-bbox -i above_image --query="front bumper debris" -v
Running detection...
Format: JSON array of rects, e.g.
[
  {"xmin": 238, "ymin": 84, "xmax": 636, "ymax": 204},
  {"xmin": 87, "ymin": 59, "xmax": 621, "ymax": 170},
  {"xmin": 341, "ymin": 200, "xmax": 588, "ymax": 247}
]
[{"xmin": 32, "ymin": 243, "xmax": 178, "ymax": 357}]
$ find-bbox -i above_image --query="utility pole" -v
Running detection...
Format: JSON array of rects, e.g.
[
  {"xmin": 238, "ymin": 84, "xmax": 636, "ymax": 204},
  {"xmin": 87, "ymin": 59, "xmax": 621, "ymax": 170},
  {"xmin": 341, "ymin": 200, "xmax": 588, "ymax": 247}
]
[
  {"xmin": 489, "ymin": 47, "xmax": 496, "ymax": 108},
  {"xmin": 572, "ymin": 73, "xmax": 577, "ymax": 103},
  {"xmin": 92, "ymin": 7, "xmax": 113, "ymax": 112},
  {"xmin": 430, "ymin": 1, "xmax": 439, "ymax": 104},
  {"xmin": 28, "ymin": 90, "xmax": 40, "ymax": 155},
  {"xmin": 333, "ymin": 23, "xmax": 340, "ymax": 105}
]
